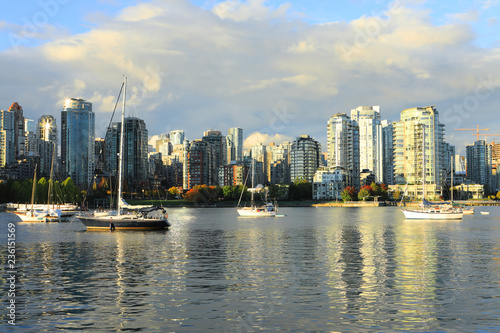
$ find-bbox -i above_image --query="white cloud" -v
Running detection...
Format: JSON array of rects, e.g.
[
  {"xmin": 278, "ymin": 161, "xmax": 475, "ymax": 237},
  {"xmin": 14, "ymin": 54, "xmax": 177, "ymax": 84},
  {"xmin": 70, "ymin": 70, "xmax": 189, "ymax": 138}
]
[
  {"xmin": 1, "ymin": 0, "xmax": 500, "ymax": 152},
  {"xmin": 244, "ymin": 131, "xmax": 294, "ymax": 149},
  {"xmin": 212, "ymin": 0, "xmax": 291, "ymax": 21},
  {"xmin": 480, "ymin": 0, "xmax": 500, "ymax": 9},
  {"xmin": 447, "ymin": 10, "xmax": 480, "ymax": 22}
]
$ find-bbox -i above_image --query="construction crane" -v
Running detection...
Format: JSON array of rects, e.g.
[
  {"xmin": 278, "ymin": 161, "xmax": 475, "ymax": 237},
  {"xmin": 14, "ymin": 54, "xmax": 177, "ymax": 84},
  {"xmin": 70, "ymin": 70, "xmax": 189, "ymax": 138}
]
[
  {"xmin": 455, "ymin": 125, "xmax": 489, "ymax": 141},
  {"xmin": 473, "ymin": 133, "xmax": 500, "ymax": 143}
]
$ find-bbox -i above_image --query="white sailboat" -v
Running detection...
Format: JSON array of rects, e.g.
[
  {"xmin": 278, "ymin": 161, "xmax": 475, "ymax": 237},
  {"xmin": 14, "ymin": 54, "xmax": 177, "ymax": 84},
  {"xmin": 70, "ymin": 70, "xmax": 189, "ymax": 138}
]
[
  {"xmin": 78, "ymin": 77, "xmax": 169, "ymax": 230},
  {"xmin": 402, "ymin": 125, "xmax": 463, "ymax": 220},
  {"xmin": 15, "ymin": 165, "xmax": 61, "ymax": 222},
  {"xmin": 237, "ymin": 159, "xmax": 278, "ymax": 217}
]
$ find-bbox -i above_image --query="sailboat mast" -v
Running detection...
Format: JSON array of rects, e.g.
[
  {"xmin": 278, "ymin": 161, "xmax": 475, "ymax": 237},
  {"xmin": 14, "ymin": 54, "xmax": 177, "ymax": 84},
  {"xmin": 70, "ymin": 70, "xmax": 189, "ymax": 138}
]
[
  {"xmin": 31, "ymin": 164, "xmax": 37, "ymax": 210},
  {"xmin": 48, "ymin": 142, "xmax": 55, "ymax": 207},
  {"xmin": 451, "ymin": 156, "xmax": 454, "ymax": 202},
  {"xmin": 117, "ymin": 77, "xmax": 126, "ymax": 215},
  {"xmin": 251, "ymin": 158, "xmax": 255, "ymax": 208}
]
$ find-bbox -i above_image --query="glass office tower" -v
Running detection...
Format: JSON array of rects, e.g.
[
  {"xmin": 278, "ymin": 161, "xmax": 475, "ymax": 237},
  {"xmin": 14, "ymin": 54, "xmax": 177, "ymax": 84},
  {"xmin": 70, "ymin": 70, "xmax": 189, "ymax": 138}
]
[{"xmin": 61, "ymin": 98, "xmax": 95, "ymax": 188}]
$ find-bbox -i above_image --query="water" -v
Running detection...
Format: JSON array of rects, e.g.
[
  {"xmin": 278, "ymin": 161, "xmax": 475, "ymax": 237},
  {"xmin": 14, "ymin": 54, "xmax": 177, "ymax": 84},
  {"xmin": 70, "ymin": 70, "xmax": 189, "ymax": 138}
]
[{"xmin": 1, "ymin": 206, "xmax": 500, "ymax": 332}]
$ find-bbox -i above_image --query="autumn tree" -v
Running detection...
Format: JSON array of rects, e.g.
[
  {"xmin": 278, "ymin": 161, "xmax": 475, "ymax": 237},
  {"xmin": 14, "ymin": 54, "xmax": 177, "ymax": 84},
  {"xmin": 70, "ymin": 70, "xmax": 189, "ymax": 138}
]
[
  {"xmin": 341, "ymin": 186, "xmax": 358, "ymax": 202},
  {"xmin": 358, "ymin": 185, "xmax": 373, "ymax": 201}
]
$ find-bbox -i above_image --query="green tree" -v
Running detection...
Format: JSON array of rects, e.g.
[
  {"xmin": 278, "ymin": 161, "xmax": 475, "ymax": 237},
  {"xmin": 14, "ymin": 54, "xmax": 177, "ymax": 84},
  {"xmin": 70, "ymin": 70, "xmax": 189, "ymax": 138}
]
[
  {"xmin": 37, "ymin": 177, "xmax": 48, "ymax": 204},
  {"xmin": 289, "ymin": 178, "xmax": 312, "ymax": 200},
  {"xmin": 10, "ymin": 181, "xmax": 22, "ymax": 202},
  {"xmin": 222, "ymin": 185, "xmax": 234, "ymax": 200},
  {"xmin": 341, "ymin": 186, "xmax": 357, "ymax": 202},
  {"xmin": 0, "ymin": 181, "xmax": 7, "ymax": 203},
  {"xmin": 358, "ymin": 186, "xmax": 372, "ymax": 201},
  {"xmin": 61, "ymin": 177, "xmax": 78, "ymax": 203},
  {"xmin": 19, "ymin": 179, "xmax": 34, "ymax": 203}
]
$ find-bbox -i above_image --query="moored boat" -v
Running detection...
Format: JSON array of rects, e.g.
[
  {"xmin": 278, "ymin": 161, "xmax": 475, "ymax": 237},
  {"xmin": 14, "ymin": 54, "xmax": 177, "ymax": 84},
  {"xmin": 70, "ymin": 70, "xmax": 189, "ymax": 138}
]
[
  {"xmin": 78, "ymin": 206, "xmax": 169, "ymax": 230},
  {"xmin": 78, "ymin": 77, "xmax": 169, "ymax": 231},
  {"xmin": 401, "ymin": 125, "xmax": 463, "ymax": 220},
  {"xmin": 403, "ymin": 206, "xmax": 463, "ymax": 220},
  {"xmin": 236, "ymin": 159, "xmax": 278, "ymax": 217}
]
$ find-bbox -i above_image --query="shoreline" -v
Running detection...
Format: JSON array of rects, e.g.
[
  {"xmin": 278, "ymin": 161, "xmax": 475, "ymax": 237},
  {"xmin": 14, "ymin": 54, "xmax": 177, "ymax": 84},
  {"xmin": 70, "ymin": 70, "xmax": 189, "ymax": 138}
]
[{"xmin": 3, "ymin": 200, "xmax": 499, "ymax": 212}]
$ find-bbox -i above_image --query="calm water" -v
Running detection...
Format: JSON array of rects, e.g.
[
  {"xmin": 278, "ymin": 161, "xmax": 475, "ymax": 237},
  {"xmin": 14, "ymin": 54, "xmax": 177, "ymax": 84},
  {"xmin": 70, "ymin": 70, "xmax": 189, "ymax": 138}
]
[{"xmin": 1, "ymin": 206, "xmax": 500, "ymax": 332}]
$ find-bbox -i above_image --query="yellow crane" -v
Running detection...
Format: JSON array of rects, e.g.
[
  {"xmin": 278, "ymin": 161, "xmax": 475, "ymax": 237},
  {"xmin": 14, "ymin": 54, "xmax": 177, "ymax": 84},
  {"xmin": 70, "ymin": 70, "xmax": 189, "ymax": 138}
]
[
  {"xmin": 473, "ymin": 133, "xmax": 500, "ymax": 143},
  {"xmin": 455, "ymin": 125, "xmax": 489, "ymax": 141}
]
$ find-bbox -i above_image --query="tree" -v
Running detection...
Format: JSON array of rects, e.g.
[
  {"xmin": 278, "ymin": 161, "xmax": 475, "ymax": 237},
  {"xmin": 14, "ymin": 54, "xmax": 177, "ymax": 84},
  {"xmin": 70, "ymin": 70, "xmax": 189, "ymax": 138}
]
[
  {"xmin": 289, "ymin": 179, "xmax": 312, "ymax": 201},
  {"xmin": 184, "ymin": 185, "xmax": 221, "ymax": 204},
  {"xmin": 18, "ymin": 179, "xmax": 33, "ymax": 203},
  {"xmin": 222, "ymin": 185, "xmax": 234, "ymax": 200},
  {"xmin": 269, "ymin": 184, "xmax": 288, "ymax": 200},
  {"xmin": 341, "ymin": 186, "xmax": 357, "ymax": 202},
  {"xmin": 358, "ymin": 185, "xmax": 372, "ymax": 201},
  {"xmin": 36, "ymin": 177, "xmax": 48, "ymax": 204},
  {"xmin": 393, "ymin": 189, "xmax": 402, "ymax": 201},
  {"xmin": 61, "ymin": 177, "xmax": 79, "ymax": 203},
  {"xmin": 168, "ymin": 186, "xmax": 180, "ymax": 199},
  {"xmin": 10, "ymin": 181, "xmax": 22, "ymax": 202}
]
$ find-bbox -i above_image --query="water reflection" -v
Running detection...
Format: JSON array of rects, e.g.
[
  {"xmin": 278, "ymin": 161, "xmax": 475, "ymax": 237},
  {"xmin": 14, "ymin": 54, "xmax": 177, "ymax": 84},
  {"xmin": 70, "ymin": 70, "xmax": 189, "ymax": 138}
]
[{"xmin": 1, "ymin": 208, "xmax": 499, "ymax": 332}]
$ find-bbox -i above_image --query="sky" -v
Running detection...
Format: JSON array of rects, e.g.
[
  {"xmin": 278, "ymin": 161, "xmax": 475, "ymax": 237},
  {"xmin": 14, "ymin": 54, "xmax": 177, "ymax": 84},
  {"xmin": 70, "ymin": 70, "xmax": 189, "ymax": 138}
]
[{"xmin": 1, "ymin": 0, "xmax": 500, "ymax": 153}]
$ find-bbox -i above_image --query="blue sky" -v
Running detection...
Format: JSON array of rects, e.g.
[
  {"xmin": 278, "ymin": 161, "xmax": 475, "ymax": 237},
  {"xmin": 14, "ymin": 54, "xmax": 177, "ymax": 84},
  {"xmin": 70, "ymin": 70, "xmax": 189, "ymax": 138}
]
[{"xmin": 1, "ymin": 0, "xmax": 500, "ymax": 153}]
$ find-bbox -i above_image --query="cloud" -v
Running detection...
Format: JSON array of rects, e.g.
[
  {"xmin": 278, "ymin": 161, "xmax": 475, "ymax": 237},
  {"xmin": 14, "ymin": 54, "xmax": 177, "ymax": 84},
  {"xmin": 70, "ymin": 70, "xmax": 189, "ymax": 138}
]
[
  {"xmin": 212, "ymin": 0, "xmax": 291, "ymax": 21},
  {"xmin": 480, "ymin": 0, "xmax": 500, "ymax": 9},
  {"xmin": 446, "ymin": 10, "xmax": 480, "ymax": 22},
  {"xmin": 244, "ymin": 131, "xmax": 294, "ymax": 149},
  {"xmin": 0, "ymin": 0, "xmax": 500, "ymax": 154}
]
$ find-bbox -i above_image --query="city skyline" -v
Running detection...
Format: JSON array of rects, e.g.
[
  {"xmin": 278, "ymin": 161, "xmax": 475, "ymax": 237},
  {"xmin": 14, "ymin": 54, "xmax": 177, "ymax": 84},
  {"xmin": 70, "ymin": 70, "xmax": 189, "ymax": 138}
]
[{"xmin": 1, "ymin": 1, "xmax": 500, "ymax": 154}]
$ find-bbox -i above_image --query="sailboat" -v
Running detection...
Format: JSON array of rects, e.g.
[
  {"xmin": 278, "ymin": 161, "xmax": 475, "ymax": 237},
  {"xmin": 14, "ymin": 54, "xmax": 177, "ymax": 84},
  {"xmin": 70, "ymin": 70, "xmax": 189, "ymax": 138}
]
[
  {"xmin": 237, "ymin": 158, "xmax": 278, "ymax": 217},
  {"xmin": 402, "ymin": 125, "xmax": 463, "ymax": 220},
  {"xmin": 78, "ymin": 77, "xmax": 169, "ymax": 230},
  {"xmin": 15, "ymin": 165, "xmax": 61, "ymax": 222}
]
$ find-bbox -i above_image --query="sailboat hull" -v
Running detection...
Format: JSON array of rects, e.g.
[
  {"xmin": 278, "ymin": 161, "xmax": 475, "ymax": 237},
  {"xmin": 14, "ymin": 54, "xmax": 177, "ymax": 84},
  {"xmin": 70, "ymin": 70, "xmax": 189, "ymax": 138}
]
[
  {"xmin": 402, "ymin": 209, "xmax": 463, "ymax": 220},
  {"xmin": 78, "ymin": 215, "xmax": 170, "ymax": 230},
  {"xmin": 237, "ymin": 207, "xmax": 276, "ymax": 217},
  {"xmin": 15, "ymin": 211, "xmax": 47, "ymax": 222}
]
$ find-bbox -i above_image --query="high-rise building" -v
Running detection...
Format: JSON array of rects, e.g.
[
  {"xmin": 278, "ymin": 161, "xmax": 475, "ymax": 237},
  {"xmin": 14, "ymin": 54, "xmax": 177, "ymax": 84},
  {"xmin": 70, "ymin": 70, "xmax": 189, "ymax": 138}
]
[
  {"xmin": 250, "ymin": 143, "xmax": 267, "ymax": 185},
  {"xmin": 37, "ymin": 115, "xmax": 58, "ymax": 178},
  {"xmin": 267, "ymin": 142, "xmax": 290, "ymax": 185},
  {"xmin": 350, "ymin": 106, "xmax": 383, "ymax": 183},
  {"xmin": 94, "ymin": 138, "xmax": 106, "ymax": 174},
  {"xmin": 202, "ymin": 130, "xmax": 226, "ymax": 185},
  {"xmin": 61, "ymin": 98, "xmax": 95, "ymax": 188},
  {"xmin": 381, "ymin": 120, "xmax": 394, "ymax": 185},
  {"xmin": 105, "ymin": 123, "xmax": 119, "ymax": 177},
  {"xmin": 227, "ymin": 127, "xmax": 243, "ymax": 163},
  {"xmin": 466, "ymin": 140, "xmax": 494, "ymax": 193},
  {"xmin": 220, "ymin": 162, "xmax": 249, "ymax": 187},
  {"xmin": 170, "ymin": 130, "xmax": 185, "ymax": 145},
  {"xmin": 8, "ymin": 102, "xmax": 25, "ymax": 159},
  {"xmin": 124, "ymin": 117, "xmax": 148, "ymax": 186},
  {"xmin": 491, "ymin": 142, "xmax": 500, "ymax": 192},
  {"xmin": 155, "ymin": 133, "xmax": 172, "ymax": 156},
  {"xmin": 183, "ymin": 139, "xmax": 215, "ymax": 190},
  {"xmin": 290, "ymin": 135, "xmax": 321, "ymax": 183},
  {"xmin": 393, "ymin": 106, "xmax": 448, "ymax": 199},
  {"xmin": 0, "ymin": 108, "xmax": 15, "ymax": 168},
  {"xmin": 24, "ymin": 119, "xmax": 36, "ymax": 156},
  {"xmin": 106, "ymin": 117, "xmax": 149, "ymax": 188},
  {"xmin": 327, "ymin": 113, "xmax": 360, "ymax": 188}
]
